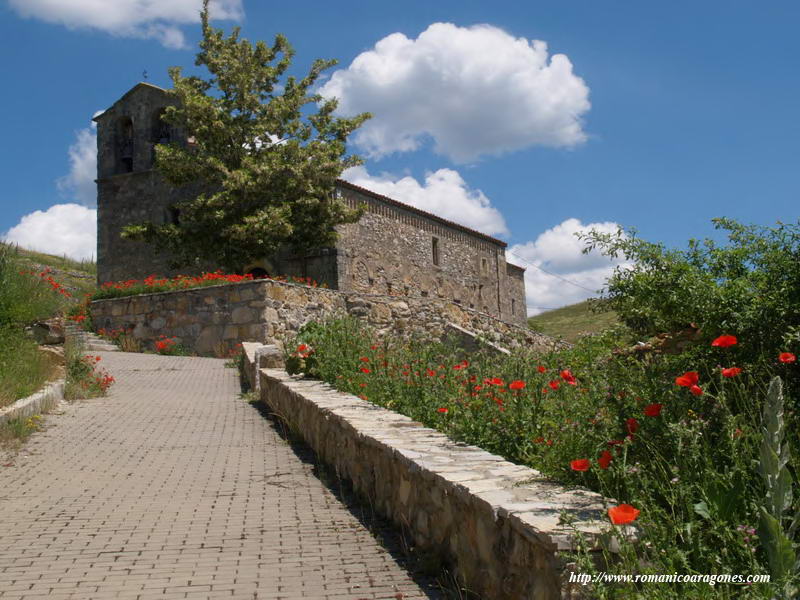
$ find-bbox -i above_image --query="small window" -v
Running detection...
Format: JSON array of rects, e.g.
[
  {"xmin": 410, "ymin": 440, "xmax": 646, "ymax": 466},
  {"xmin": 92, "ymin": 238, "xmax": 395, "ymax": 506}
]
[
  {"xmin": 512, "ymin": 298, "xmax": 516, "ymax": 315},
  {"xmin": 481, "ymin": 257, "xmax": 489, "ymax": 274},
  {"xmin": 116, "ymin": 116, "xmax": 134, "ymax": 174},
  {"xmin": 432, "ymin": 237, "xmax": 440, "ymax": 266},
  {"xmin": 169, "ymin": 207, "xmax": 181, "ymax": 226}
]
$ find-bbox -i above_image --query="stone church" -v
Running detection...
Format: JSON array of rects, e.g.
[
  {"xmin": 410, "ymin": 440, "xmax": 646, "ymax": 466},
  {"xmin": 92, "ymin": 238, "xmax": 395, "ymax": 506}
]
[{"xmin": 94, "ymin": 83, "xmax": 527, "ymax": 326}]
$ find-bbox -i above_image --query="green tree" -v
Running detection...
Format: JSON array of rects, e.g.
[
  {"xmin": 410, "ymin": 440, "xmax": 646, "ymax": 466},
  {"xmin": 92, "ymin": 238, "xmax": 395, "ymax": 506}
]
[
  {"xmin": 579, "ymin": 218, "xmax": 800, "ymax": 365},
  {"xmin": 122, "ymin": 0, "xmax": 371, "ymax": 272}
]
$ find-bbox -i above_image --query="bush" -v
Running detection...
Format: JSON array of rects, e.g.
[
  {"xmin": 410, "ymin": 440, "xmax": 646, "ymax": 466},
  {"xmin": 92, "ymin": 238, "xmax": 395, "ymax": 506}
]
[
  {"xmin": 64, "ymin": 337, "xmax": 115, "ymax": 399},
  {"xmin": 580, "ymin": 218, "xmax": 800, "ymax": 375},
  {"xmin": 288, "ymin": 316, "xmax": 790, "ymax": 598}
]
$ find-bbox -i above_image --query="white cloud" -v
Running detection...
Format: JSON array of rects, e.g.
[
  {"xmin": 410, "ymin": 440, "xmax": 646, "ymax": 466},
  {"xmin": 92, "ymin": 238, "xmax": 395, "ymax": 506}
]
[
  {"xmin": 8, "ymin": 0, "xmax": 243, "ymax": 48},
  {"xmin": 320, "ymin": 23, "xmax": 590, "ymax": 163},
  {"xmin": 57, "ymin": 126, "xmax": 97, "ymax": 206},
  {"xmin": 509, "ymin": 218, "xmax": 627, "ymax": 316},
  {"xmin": 3, "ymin": 204, "xmax": 97, "ymax": 261},
  {"xmin": 341, "ymin": 166, "xmax": 509, "ymax": 238}
]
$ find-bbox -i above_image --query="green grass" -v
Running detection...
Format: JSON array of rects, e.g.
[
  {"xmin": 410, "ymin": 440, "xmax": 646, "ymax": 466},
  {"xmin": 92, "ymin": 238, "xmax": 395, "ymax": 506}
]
[
  {"xmin": 0, "ymin": 327, "xmax": 59, "ymax": 408},
  {"xmin": 0, "ymin": 242, "xmax": 96, "ymax": 406},
  {"xmin": 0, "ymin": 414, "xmax": 44, "ymax": 452},
  {"xmin": 528, "ymin": 299, "xmax": 620, "ymax": 343},
  {"xmin": 9, "ymin": 244, "xmax": 96, "ymax": 275}
]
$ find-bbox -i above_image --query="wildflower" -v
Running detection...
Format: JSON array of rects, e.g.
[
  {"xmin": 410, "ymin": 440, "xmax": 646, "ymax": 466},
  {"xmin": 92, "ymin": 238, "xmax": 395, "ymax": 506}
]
[
  {"xmin": 570, "ymin": 459, "xmax": 590, "ymax": 472},
  {"xmin": 643, "ymin": 403, "xmax": 663, "ymax": 417},
  {"xmin": 485, "ymin": 377, "xmax": 504, "ymax": 386},
  {"xmin": 608, "ymin": 504, "xmax": 640, "ymax": 525},
  {"xmin": 779, "ymin": 352, "xmax": 796, "ymax": 364},
  {"xmin": 297, "ymin": 344, "xmax": 308, "ymax": 353},
  {"xmin": 360, "ymin": 356, "xmax": 370, "ymax": 362},
  {"xmin": 598, "ymin": 450, "xmax": 612, "ymax": 470},
  {"xmin": 690, "ymin": 385, "xmax": 703, "ymax": 396},
  {"xmin": 560, "ymin": 369, "xmax": 577, "ymax": 385},
  {"xmin": 426, "ymin": 369, "xmax": 436, "ymax": 377},
  {"xmin": 370, "ymin": 345, "xmax": 378, "ymax": 350},
  {"xmin": 509, "ymin": 380, "xmax": 526, "ymax": 390},
  {"xmin": 721, "ymin": 367, "xmax": 742, "ymax": 378},
  {"xmin": 711, "ymin": 334, "xmax": 738, "ymax": 348},
  {"xmin": 608, "ymin": 439, "xmax": 624, "ymax": 447},
  {"xmin": 360, "ymin": 367, "xmax": 371, "ymax": 374},
  {"xmin": 675, "ymin": 371, "xmax": 699, "ymax": 387},
  {"xmin": 548, "ymin": 380, "xmax": 560, "ymax": 390},
  {"xmin": 537, "ymin": 365, "xmax": 546, "ymax": 373},
  {"xmin": 436, "ymin": 407, "xmax": 449, "ymax": 414},
  {"xmin": 626, "ymin": 418, "xmax": 639, "ymax": 434}
]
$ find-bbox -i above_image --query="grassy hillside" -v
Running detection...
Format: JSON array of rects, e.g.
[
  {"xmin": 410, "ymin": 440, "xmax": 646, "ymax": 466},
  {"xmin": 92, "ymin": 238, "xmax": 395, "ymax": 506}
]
[
  {"xmin": 9, "ymin": 244, "xmax": 96, "ymax": 298},
  {"xmin": 527, "ymin": 299, "xmax": 620, "ymax": 343},
  {"xmin": 0, "ymin": 243, "xmax": 96, "ymax": 407}
]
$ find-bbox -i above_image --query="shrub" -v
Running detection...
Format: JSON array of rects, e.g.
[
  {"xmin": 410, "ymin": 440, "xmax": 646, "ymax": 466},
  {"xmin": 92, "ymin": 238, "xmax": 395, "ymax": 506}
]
[
  {"xmin": 289, "ymin": 316, "xmax": 788, "ymax": 598},
  {"xmin": 64, "ymin": 338, "xmax": 115, "ymax": 399},
  {"xmin": 580, "ymin": 218, "xmax": 800, "ymax": 376}
]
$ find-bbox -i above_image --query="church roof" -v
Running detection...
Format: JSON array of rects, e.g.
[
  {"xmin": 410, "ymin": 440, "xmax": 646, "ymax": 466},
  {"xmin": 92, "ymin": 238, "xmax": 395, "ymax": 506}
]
[{"xmin": 335, "ymin": 179, "xmax": 509, "ymax": 249}]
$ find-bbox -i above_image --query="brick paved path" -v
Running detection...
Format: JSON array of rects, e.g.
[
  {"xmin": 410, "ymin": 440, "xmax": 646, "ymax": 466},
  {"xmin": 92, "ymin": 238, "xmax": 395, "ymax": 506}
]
[{"xmin": 0, "ymin": 352, "xmax": 442, "ymax": 599}]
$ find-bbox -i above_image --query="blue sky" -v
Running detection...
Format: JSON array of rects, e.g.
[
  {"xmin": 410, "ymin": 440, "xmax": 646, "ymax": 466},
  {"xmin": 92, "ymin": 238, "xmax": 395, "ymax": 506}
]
[{"xmin": 1, "ymin": 0, "xmax": 797, "ymax": 314}]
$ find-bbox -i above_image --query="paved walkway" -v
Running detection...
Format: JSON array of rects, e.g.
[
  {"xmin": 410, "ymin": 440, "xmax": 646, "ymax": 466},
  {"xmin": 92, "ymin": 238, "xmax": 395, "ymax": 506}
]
[{"xmin": 0, "ymin": 352, "xmax": 442, "ymax": 599}]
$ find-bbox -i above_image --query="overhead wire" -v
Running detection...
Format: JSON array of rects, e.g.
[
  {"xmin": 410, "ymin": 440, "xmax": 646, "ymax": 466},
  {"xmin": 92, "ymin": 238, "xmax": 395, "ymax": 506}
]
[{"xmin": 505, "ymin": 248, "xmax": 600, "ymax": 293}]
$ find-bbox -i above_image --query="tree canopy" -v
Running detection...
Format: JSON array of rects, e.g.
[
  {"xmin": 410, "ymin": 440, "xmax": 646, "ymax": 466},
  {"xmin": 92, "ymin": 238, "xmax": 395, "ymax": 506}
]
[{"xmin": 122, "ymin": 0, "xmax": 371, "ymax": 272}]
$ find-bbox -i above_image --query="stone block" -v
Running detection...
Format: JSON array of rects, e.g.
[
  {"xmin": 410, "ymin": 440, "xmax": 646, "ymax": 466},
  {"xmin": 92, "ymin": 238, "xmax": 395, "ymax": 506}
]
[
  {"xmin": 230, "ymin": 306, "xmax": 254, "ymax": 324},
  {"xmin": 266, "ymin": 285, "xmax": 286, "ymax": 302},
  {"xmin": 195, "ymin": 325, "xmax": 223, "ymax": 354}
]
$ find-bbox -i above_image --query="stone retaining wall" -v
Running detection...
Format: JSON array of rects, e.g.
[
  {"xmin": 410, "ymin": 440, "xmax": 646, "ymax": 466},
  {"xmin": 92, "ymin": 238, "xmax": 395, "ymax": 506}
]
[
  {"xmin": 90, "ymin": 279, "xmax": 564, "ymax": 355},
  {"xmin": 243, "ymin": 345, "xmax": 623, "ymax": 600},
  {"xmin": 0, "ymin": 381, "xmax": 64, "ymax": 426}
]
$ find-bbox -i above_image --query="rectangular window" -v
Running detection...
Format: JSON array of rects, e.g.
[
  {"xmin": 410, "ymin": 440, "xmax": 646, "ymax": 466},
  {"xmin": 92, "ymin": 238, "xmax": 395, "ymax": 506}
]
[
  {"xmin": 512, "ymin": 298, "xmax": 516, "ymax": 315},
  {"xmin": 481, "ymin": 257, "xmax": 488, "ymax": 274},
  {"xmin": 432, "ymin": 237, "xmax": 440, "ymax": 266}
]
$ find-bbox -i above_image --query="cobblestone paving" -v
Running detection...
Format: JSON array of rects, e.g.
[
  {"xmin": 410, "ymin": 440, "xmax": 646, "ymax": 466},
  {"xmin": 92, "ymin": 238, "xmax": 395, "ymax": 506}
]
[{"xmin": 0, "ymin": 352, "xmax": 442, "ymax": 599}]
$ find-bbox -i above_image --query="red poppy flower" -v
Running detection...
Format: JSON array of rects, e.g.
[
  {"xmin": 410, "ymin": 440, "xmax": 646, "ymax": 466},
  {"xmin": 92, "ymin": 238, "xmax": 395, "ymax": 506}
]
[
  {"xmin": 560, "ymin": 369, "xmax": 577, "ymax": 384},
  {"xmin": 643, "ymin": 403, "xmax": 663, "ymax": 417},
  {"xmin": 570, "ymin": 459, "xmax": 590, "ymax": 472},
  {"xmin": 548, "ymin": 380, "xmax": 560, "ymax": 390},
  {"xmin": 711, "ymin": 335, "xmax": 738, "ymax": 348},
  {"xmin": 607, "ymin": 439, "xmax": 624, "ymax": 447},
  {"xmin": 626, "ymin": 417, "xmax": 639, "ymax": 434},
  {"xmin": 370, "ymin": 345, "xmax": 378, "ymax": 350},
  {"xmin": 360, "ymin": 367, "xmax": 371, "ymax": 374},
  {"xmin": 537, "ymin": 365, "xmax": 546, "ymax": 373},
  {"xmin": 484, "ymin": 377, "xmax": 504, "ymax": 386},
  {"xmin": 436, "ymin": 407, "xmax": 448, "ymax": 414},
  {"xmin": 779, "ymin": 352, "xmax": 796, "ymax": 364},
  {"xmin": 608, "ymin": 503, "xmax": 640, "ymax": 525},
  {"xmin": 721, "ymin": 367, "xmax": 742, "ymax": 378},
  {"xmin": 675, "ymin": 371, "xmax": 699, "ymax": 387},
  {"xmin": 598, "ymin": 450, "xmax": 612, "ymax": 470},
  {"xmin": 360, "ymin": 356, "xmax": 370, "ymax": 362},
  {"xmin": 509, "ymin": 380, "xmax": 526, "ymax": 390},
  {"xmin": 690, "ymin": 385, "xmax": 703, "ymax": 396},
  {"xmin": 426, "ymin": 369, "xmax": 436, "ymax": 376}
]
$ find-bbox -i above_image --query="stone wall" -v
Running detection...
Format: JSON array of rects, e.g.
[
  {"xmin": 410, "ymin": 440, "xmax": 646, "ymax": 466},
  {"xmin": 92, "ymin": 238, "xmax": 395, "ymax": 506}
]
[
  {"xmin": 246, "ymin": 352, "xmax": 621, "ymax": 599},
  {"xmin": 337, "ymin": 181, "xmax": 528, "ymax": 326},
  {"xmin": 90, "ymin": 279, "xmax": 561, "ymax": 355}
]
